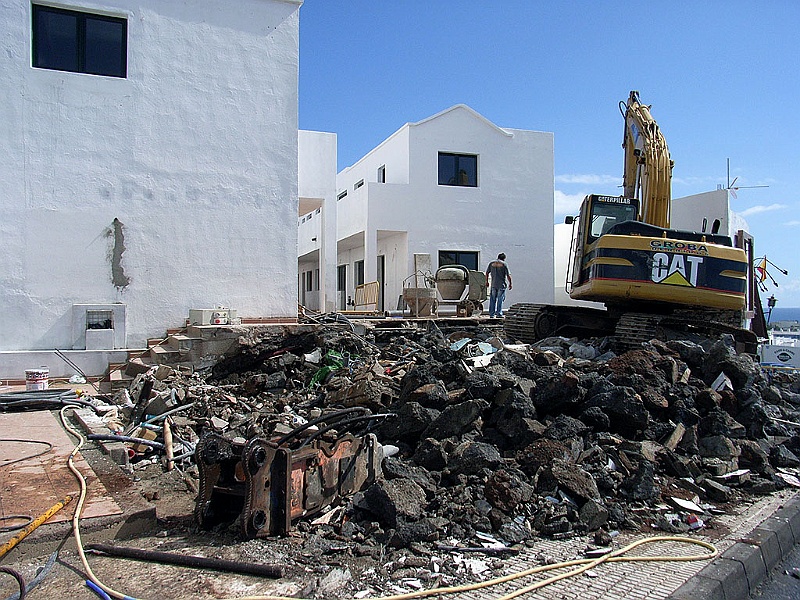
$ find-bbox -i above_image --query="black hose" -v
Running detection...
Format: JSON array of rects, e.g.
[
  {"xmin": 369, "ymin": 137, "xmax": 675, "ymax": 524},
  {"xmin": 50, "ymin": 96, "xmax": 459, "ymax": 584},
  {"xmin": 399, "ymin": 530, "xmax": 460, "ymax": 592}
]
[
  {"xmin": 275, "ymin": 407, "xmax": 371, "ymax": 447},
  {"xmin": 86, "ymin": 434, "xmax": 165, "ymax": 450},
  {"xmin": 0, "ymin": 390, "xmax": 95, "ymax": 412},
  {"xmin": 297, "ymin": 413, "xmax": 395, "ymax": 449},
  {"xmin": 85, "ymin": 543, "xmax": 283, "ymax": 578},
  {"xmin": 0, "ymin": 566, "xmax": 26, "ymax": 600},
  {"xmin": 0, "ymin": 516, "xmax": 33, "ymax": 533}
]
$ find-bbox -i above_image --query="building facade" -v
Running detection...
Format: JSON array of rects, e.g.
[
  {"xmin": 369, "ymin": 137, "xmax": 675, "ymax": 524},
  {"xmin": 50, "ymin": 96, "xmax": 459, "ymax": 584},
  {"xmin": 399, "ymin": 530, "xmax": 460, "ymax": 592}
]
[
  {"xmin": 0, "ymin": 0, "xmax": 302, "ymax": 362},
  {"xmin": 308, "ymin": 105, "xmax": 555, "ymax": 314}
]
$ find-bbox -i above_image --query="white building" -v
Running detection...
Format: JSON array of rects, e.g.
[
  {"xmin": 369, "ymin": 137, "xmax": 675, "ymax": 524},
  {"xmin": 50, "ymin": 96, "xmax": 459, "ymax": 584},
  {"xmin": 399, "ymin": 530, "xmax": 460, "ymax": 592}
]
[
  {"xmin": 299, "ymin": 105, "xmax": 555, "ymax": 314},
  {"xmin": 0, "ymin": 0, "xmax": 302, "ymax": 375}
]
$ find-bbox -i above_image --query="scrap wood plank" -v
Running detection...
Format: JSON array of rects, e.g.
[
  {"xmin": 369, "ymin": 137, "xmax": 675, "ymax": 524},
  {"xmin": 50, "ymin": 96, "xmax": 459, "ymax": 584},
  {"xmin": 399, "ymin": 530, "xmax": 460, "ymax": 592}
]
[{"xmin": 0, "ymin": 410, "xmax": 122, "ymax": 524}]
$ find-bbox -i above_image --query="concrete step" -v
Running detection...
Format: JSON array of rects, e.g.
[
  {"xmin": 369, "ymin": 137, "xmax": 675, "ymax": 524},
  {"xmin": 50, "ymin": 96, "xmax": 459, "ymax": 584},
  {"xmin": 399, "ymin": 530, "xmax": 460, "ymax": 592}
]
[
  {"xmin": 149, "ymin": 344, "xmax": 182, "ymax": 365},
  {"xmin": 167, "ymin": 333, "xmax": 202, "ymax": 352}
]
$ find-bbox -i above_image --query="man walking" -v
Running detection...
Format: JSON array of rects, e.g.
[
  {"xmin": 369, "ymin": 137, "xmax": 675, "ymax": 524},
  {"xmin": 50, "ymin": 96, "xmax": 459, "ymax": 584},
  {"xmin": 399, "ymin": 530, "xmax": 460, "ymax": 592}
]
[{"xmin": 485, "ymin": 253, "xmax": 512, "ymax": 318}]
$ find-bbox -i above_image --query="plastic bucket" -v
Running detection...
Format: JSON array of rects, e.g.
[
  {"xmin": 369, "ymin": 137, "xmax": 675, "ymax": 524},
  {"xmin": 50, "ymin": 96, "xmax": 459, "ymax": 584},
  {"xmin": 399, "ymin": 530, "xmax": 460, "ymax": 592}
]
[{"xmin": 25, "ymin": 367, "xmax": 49, "ymax": 391}]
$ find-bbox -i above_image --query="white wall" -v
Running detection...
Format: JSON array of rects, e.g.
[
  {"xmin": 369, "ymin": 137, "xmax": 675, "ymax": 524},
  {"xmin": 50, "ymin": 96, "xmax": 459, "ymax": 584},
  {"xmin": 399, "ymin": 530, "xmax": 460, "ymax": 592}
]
[
  {"xmin": 671, "ymin": 189, "xmax": 738, "ymax": 235},
  {"xmin": 299, "ymin": 130, "xmax": 337, "ymax": 312},
  {"xmin": 336, "ymin": 105, "xmax": 555, "ymax": 311},
  {"xmin": 0, "ymin": 0, "xmax": 302, "ymax": 351}
]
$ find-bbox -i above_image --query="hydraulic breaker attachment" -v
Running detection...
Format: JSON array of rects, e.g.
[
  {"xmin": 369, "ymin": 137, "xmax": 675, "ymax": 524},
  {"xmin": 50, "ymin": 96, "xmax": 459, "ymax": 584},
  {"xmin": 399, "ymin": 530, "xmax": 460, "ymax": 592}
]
[{"xmin": 195, "ymin": 431, "xmax": 382, "ymax": 538}]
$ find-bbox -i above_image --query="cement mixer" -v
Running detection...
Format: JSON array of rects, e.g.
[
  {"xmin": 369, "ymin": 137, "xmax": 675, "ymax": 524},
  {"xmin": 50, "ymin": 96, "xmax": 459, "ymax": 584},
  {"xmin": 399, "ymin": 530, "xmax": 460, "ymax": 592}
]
[{"xmin": 434, "ymin": 265, "xmax": 487, "ymax": 317}]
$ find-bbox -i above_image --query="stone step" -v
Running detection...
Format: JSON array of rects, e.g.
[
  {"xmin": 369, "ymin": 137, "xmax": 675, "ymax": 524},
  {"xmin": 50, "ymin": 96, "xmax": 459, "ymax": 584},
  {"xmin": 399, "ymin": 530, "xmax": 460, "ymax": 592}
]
[
  {"xmin": 167, "ymin": 333, "xmax": 202, "ymax": 351},
  {"xmin": 149, "ymin": 344, "xmax": 182, "ymax": 365}
]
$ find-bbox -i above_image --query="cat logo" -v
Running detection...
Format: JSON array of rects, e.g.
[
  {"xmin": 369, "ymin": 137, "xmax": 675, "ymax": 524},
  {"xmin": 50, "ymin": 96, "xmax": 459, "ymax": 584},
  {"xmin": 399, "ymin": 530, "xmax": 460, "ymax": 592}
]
[{"xmin": 651, "ymin": 252, "xmax": 704, "ymax": 286}]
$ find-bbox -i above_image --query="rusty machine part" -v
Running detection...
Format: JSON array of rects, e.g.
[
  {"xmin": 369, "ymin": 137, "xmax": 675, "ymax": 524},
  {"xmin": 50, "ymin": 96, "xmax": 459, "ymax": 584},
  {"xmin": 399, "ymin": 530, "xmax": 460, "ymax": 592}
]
[{"xmin": 195, "ymin": 411, "xmax": 386, "ymax": 538}]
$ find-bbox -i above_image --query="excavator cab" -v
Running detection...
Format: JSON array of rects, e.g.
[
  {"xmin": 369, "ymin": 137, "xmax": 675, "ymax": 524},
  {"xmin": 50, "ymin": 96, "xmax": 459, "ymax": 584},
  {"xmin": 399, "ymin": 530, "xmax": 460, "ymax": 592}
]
[
  {"xmin": 586, "ymin": 195, "xmax": 639, "ymax": 243},
  {"xmin": 567, "ymin": 195, "xmax": 639, "ymax": 294}
]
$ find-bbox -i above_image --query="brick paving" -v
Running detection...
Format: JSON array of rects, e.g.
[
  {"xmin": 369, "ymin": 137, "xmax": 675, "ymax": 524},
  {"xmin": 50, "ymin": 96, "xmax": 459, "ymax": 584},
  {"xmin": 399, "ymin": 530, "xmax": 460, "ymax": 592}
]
[{"xmin": 427, "ymin": 489, "xmax": 798, "ymax": 599}]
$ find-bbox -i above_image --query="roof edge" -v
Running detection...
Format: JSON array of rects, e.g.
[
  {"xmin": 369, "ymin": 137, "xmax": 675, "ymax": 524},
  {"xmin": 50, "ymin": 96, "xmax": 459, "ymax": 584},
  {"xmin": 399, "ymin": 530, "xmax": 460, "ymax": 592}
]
[{"xmin": 410, "ymin": 104, "xmax": 513, "ymax": 138}]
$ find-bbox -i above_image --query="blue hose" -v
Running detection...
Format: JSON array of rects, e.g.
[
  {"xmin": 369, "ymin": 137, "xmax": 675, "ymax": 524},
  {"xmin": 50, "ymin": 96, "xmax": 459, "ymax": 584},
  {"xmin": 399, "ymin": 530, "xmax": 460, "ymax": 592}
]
[{"xmin": 85, "ymin": 580, "xmax": 112, "ymax": 600}]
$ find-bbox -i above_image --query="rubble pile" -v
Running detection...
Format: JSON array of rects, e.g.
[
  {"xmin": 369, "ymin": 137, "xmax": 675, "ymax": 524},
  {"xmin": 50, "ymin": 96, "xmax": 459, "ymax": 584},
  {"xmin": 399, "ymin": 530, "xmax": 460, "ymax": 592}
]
[{"xmin": 109, "ymin": 322, "xmax": 800, "ymax": 587}]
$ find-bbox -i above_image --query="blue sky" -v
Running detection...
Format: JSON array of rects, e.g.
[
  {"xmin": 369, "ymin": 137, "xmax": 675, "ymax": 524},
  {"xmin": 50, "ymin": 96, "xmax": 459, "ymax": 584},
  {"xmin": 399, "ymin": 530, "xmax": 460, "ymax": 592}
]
[{"xmin": 298, "ymin": 1, "xmax": 800, "ymax": 307}]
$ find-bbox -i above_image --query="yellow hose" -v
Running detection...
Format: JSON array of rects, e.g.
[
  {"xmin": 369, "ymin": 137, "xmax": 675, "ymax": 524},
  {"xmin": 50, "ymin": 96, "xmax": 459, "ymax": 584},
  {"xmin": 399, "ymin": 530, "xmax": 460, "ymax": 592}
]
[
  {"xmin": 230, "ymin": 535, "xmax": 717, "ymax": 600},
  {"xmin": 60, "ymin": 406, "xmax": 140, "ymax": 600}
]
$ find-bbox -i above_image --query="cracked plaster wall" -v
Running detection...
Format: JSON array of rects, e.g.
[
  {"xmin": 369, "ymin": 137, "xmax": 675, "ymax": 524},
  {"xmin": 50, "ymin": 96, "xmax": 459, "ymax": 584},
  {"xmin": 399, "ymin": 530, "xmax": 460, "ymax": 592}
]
[{"xmin": 0, "ymin": 0, "xmax": 301, "ymax": 351}]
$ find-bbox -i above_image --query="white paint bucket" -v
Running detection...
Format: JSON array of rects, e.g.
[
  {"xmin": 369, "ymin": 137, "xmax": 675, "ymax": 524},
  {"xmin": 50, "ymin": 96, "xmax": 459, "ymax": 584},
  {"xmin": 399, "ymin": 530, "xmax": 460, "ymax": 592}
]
[{"xmin": 25, "ymin": 367, "xmax": 49, "ymax": 391}]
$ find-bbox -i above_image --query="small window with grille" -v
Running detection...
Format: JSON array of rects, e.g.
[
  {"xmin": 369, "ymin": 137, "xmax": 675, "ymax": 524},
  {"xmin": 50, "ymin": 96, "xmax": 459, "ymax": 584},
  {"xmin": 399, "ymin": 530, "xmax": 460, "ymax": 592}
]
[{"xmin": 87, "ymin": 309, "xmax": 113, "ymax": 330}]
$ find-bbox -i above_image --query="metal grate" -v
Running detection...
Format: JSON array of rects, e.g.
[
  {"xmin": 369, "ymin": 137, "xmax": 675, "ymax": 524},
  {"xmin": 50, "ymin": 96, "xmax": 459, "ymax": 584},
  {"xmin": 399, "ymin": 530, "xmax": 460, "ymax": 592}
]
[{"xmin": 86, "ymin": 309, "xmax": 113, "ymax": 330}]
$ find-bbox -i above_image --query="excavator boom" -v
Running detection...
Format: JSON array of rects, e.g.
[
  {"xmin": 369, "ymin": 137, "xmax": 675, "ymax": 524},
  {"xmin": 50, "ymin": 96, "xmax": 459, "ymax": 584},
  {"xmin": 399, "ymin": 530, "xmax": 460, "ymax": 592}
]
[{"xmin": 622, "ymin": 90, "xmax": 673, "ymax": 229}]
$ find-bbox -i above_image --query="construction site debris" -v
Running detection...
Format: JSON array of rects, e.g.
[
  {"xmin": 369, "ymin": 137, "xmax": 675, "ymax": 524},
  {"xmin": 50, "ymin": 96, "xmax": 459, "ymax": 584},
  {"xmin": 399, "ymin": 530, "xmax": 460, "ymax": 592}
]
[{"xmin": 46, "ymin": 320, "xmax": 800, "ymax": 596}]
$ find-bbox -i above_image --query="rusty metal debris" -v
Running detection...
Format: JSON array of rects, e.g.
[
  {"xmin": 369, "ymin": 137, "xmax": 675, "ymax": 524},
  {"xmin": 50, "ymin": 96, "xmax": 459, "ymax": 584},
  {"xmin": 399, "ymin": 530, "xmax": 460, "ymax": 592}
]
[{"xmin": 195, "ymin": 408, "xmax": 389, "ymax": 537}]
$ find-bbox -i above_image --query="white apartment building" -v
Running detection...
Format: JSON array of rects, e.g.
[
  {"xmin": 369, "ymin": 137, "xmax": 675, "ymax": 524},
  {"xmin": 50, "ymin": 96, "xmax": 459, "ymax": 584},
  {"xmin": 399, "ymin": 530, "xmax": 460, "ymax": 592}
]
[
  {"xmin": 299, "ymin": 105, "xmax": 555, "ymax": 314},
  {"xmin": 0, "ymin": 0, "xmax": 302, "ymax": 376}
]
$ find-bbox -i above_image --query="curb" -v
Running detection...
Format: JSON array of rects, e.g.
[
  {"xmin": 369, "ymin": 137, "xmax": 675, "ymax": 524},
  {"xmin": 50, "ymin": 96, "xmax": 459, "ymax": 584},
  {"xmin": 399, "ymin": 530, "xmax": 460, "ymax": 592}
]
[{"xmin": 666, "ymin": 492, "xmax": 800, "ymax": 600}]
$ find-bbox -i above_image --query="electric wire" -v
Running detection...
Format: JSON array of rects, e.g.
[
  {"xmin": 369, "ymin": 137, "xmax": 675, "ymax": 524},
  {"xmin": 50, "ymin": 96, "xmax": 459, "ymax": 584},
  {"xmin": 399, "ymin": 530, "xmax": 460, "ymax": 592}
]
[
  {"xmin": 0, "ymin": 567, "xmax": 25, "ymax": 600},
  {"xmin": 1, "ymin": 551, "xmax": 58, "ymax": 600},
  {"xmin": 53, "ymin": 348, "xmax": 100, "ymax": 393},
  {"xmin": 227, "ymin": 535, "xmax": 718, "ymax": 600},
  {"xmin": 0, "ymin": 439, "xmax": 53, "ymax": 468},
  {"xmin": 0, "ymin": 516, "xmax": 33, "ymax": 534}
]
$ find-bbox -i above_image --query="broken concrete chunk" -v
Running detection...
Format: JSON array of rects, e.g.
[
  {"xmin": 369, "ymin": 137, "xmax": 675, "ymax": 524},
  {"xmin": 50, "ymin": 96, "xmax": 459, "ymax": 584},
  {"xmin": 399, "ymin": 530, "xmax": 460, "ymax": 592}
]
[
  {"xmin": 698, "ymin": 435, "xmax": 738, "ymax": 460},
  {"xmin": 701, "ymin": 478, "xmax": 732, "ymax": 502},
  {"xmin": 362, "ymin": 479, "xmax": 427, "ymax": 528},
  {"xmin": 448, "ymin": 441, "xmax": 503, "ymax": 476},
  {"xmin": 422, "ymin": 399, "xmax": 488, "ymax": 440},
  {"xmin": 579, "ymin": 498, "xmax": 609, "ymax": 531},
  {"xmin": 538, "ymin": 460, "xmax": 600, "ymax": 502}
]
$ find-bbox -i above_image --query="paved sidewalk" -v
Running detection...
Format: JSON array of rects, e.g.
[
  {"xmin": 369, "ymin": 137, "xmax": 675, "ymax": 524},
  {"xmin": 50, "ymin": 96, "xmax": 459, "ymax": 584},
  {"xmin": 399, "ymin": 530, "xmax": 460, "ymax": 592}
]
[{"xmin": 446, "ymin": 489, "xmax": 800, "ymax": 599}]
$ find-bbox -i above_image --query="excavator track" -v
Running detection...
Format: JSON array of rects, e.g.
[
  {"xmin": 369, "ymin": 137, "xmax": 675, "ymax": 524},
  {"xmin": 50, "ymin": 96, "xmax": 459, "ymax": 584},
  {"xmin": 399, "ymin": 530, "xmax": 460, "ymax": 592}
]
[
  {"xmin": 613, "ymin": 309, "xmax": 758, "ymax": 354},
  {"xmin": 504, "ymin": 303, "xmax": 617, "ymax": 344},
  {"xmin": 505, "ymin": 303, "xmax": 757, "ymax": 355},
  {"xmin": 613, "ymin": 312, "xmax": 663, "ymax": 352}
]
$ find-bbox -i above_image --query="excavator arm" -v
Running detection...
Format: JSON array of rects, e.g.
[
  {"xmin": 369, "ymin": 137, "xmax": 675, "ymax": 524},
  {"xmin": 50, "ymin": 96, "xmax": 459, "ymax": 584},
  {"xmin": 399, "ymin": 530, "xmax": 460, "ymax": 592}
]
[{"xmin": 621, "ymin": 90, "xmax": 674, "ymax": 228}]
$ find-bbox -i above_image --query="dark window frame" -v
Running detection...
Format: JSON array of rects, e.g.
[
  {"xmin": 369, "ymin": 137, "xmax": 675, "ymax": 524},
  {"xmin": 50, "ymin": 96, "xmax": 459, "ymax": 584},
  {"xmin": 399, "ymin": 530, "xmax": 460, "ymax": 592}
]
[
  {"xmin": 438, "ymin": 250, "xmax": 479, "ymax": 271},
  {"xmin": 32, "ymin": 4, "xmax": 128, "ymax": 78},
  {"xmin": 355, "ymin": 260, "xmax": 365, "ymax": 286},
  {"xmin": 438, "ymin": 152, "xmax": 478, "ymax": 187}
]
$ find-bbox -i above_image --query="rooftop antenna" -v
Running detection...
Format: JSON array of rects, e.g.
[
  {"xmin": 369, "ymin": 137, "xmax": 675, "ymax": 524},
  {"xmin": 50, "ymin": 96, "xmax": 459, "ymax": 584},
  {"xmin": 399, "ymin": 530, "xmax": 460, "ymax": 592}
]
[{"xmin": 726, "ymin": 158, "xmax": 769, "ymax": 199}]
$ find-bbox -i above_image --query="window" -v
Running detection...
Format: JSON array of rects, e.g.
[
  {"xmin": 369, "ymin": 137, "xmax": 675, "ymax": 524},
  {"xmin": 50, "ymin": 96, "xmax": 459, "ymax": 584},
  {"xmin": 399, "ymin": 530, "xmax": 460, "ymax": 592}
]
[
  {"xmin": 354, "ymin": 179, "xmax": 364, "ymax": 190},
  {"xmin": 32, "ymin": 5, "xmax": 127, "ymax": 78},
  {"xmin": 439, "ymin": 251, "xmax": 478, "ymax": 271},
  {"xmin": 438, "ymin": 153, "xmax": 477, "ymax": 187},
  {"xmin": 355, "ymin": 260, "xmax": 365, "ymax": 286},
  {"xmin": 587, "ymin": 196, "xmax": 638, "ymax": 243},
  {"xmin": 86, "ymin": 309, "xmax": 113, "ymax": 330},
  {"xmin": 337, "ymin": 190, "xmax": 347, "ymax": 201},
  {"xmin": 377, "ymin": 165, "xmax": 386, "ymax": 183}
]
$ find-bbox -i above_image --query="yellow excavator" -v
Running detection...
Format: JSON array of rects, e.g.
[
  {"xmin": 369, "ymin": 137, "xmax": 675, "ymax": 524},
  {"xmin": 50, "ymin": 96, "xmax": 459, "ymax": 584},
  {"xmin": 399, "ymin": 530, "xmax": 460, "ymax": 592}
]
[{"xmin": 505, "ymin": 91, "xmax": 759, "ymax": 352}]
